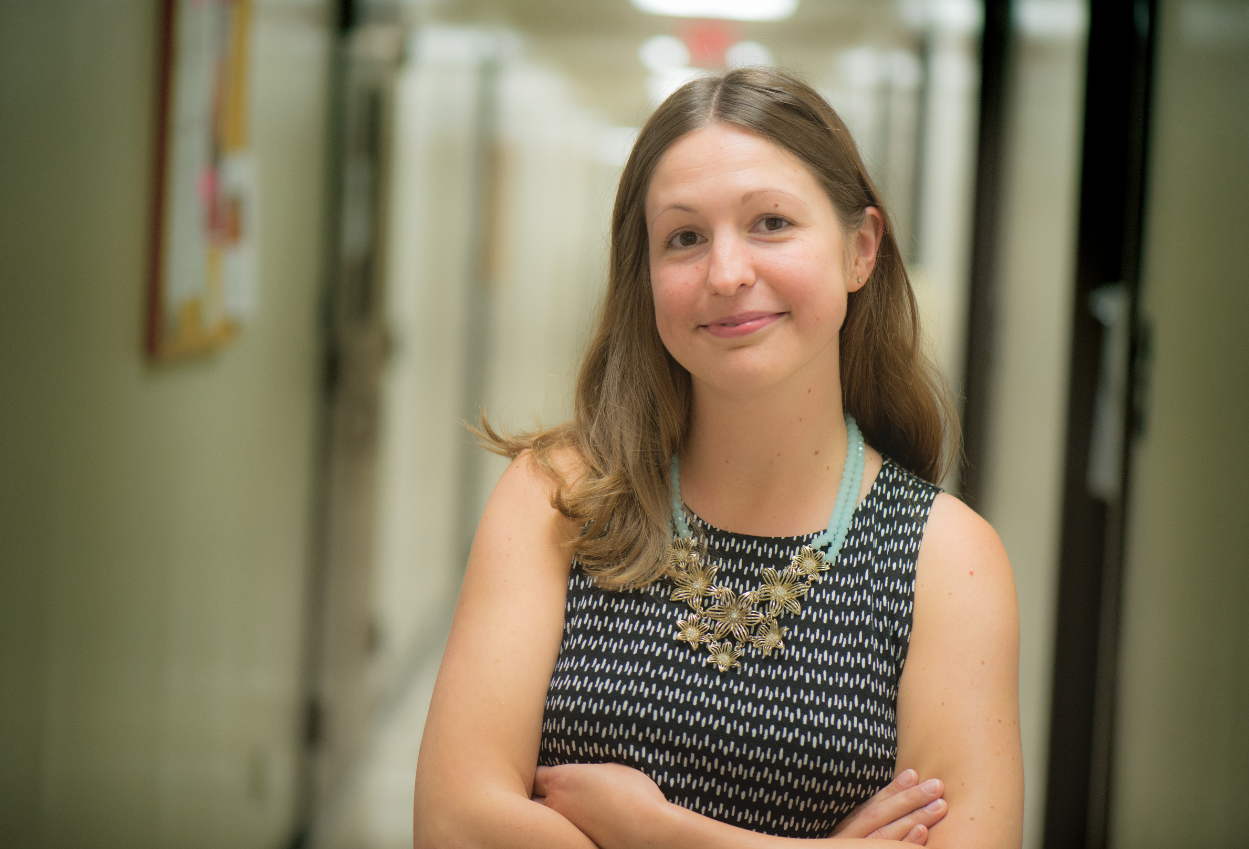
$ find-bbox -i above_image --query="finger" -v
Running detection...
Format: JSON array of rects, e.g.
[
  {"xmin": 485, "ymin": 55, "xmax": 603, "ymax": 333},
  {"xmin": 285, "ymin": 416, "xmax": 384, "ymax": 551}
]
[
  {"xmin": 902, "ymin": 824, "xmax": 928, "ymax": 845},
  {"xmin": 856, "ymin": 769, "xmax": 921, "ymax": 812},
  {"xmin": 874, "ymin": 768, "xmax": 918, "ymax": 802},
  {"xmin": 836, "ymin": 777, "xmax": 944, "ymax": 839},
  {"xmin": 866, "ymin": 797, "xmax": 947, "ymax": 841},
  {"xmin": 830, "ymin": 769, "xmax": 919, "ymax": 837},
  {"xmin": 875, "ymin": 778, "xmax": 944, "ymax": 826}
]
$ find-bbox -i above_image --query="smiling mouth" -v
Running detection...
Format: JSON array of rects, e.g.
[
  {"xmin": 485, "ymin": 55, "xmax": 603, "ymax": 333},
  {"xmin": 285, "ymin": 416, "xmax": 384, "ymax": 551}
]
[{"xmin": 703, "ymin": 312, "xmax": 785, "ymax": 338}]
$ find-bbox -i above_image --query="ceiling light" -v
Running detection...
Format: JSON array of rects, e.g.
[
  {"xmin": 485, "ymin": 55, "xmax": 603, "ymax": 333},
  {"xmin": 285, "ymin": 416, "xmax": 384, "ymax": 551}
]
[{"xmin": 630, "ymin": 0, "xmax": 798, "ymax": 22}]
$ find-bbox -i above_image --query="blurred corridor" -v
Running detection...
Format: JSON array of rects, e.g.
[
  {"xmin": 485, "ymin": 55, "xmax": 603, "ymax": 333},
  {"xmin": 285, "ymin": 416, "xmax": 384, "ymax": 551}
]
[{"xmin": 1, "ymin": 1, "xmax": 1246, "ymax": 848}]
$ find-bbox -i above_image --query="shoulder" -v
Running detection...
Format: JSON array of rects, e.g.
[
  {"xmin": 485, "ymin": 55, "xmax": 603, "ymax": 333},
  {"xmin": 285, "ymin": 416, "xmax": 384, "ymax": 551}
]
[
  {"xmin": 913, "ymin": 492, "xmax": 1018, "ymax": 654},
  {"xmin": 490, "ymin": 446, "xmax": 582, "ymax": 518},
  {"xmin": 863, "ymin": 461, "xmax": 1013, "ymax": 624},
  {"xmin": 919, "ymin": 494, "xmax": 1013, "ymax": 592},
  {"xmin": 477, "ymin": 449, "xmax": 581, "ymax": 568}
]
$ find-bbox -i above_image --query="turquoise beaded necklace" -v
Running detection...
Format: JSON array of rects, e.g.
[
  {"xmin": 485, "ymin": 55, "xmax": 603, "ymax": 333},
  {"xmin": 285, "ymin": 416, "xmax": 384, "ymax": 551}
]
[{"xmin": 665, "ymin": 415, "xmax": 866, "ymax": 672}]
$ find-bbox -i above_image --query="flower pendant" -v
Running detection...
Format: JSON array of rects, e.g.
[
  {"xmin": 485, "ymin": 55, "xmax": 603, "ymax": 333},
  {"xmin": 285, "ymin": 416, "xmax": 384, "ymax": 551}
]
[{"xmin": 665, "ymin": 537, "xmax": 829, "ymax": 673}]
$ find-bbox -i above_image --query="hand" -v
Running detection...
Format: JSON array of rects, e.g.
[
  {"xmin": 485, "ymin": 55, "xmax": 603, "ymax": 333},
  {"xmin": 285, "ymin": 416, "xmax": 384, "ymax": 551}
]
[
  {"xmin": 829, "ymin": 769, "xmax": 948, "ymax": 844},
  {"xmin": 534, "ymin": 762, "xmax": 670, "ymax": 848}
]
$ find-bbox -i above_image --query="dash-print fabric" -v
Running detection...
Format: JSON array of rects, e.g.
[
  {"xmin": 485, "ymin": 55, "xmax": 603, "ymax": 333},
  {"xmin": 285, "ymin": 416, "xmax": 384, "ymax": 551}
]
[{"xmin": 538, "ymin": 459, "xmax": 940, "ymax": 837}]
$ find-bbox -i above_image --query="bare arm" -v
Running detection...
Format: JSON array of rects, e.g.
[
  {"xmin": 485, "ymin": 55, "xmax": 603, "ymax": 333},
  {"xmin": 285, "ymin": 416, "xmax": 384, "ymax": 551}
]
[
  {"xmin": 893, "ymin": 493, "xmax": 1025, "ymax": 848},
  {"xmin": 413, "ymin": 452, "xmax": 595, "ymax": 848},
  {"xmin": 536, "ymin": 762, "xmax": 948, "ymax": 847}
]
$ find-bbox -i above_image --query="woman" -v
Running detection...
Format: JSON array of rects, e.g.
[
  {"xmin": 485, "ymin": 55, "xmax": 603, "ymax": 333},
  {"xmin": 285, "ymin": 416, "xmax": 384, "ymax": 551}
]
[{"xmin": 414, "ymin": 68, "xmax": 1023, "ymax": 847}]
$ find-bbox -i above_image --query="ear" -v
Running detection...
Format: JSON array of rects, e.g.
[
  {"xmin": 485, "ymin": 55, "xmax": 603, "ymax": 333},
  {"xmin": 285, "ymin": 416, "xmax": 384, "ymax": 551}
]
[{"xmin": 848, "ymin": 207, "xmax": 885, "ymax": 292}]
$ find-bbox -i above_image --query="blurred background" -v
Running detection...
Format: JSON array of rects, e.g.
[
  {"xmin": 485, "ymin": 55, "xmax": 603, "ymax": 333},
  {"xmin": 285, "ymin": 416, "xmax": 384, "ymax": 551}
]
[{"xmin": 0, "ymin": 0, "xmax": 1245, "ymax": 848}]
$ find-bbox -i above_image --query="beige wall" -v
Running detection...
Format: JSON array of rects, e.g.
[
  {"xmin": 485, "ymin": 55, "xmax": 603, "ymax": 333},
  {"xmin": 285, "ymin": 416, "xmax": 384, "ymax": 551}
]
[
  {"xmin": 0, "ymin": 1, "xmax": 331, "ymax": 846},
  {"xmin": 1109, "ymin": 1, "xmax": 1249, "ymax": 845},
  {"xmin": 978, "ymin": 20, "xmax": 1087, "ymax": 849}
]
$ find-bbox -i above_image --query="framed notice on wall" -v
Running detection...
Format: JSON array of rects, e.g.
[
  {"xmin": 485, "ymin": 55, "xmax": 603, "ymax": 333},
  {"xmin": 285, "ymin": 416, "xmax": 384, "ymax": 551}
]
[{"xmin": 147, "ymin": 0, "xmax": 257, "ymax": 361}]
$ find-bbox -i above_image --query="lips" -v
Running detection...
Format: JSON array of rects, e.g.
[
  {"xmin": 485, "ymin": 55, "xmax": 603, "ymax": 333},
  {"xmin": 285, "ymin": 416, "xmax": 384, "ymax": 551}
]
[{"xmin": 702, "ymin": 311, "xmax": 785, "ymax": 338}]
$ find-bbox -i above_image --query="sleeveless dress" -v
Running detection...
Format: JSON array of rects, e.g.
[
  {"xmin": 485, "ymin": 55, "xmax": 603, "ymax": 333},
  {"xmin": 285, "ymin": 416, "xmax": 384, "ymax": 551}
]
[{"xmin": 537, "ymin": 459, "xmax": 940, "ymax": 837}]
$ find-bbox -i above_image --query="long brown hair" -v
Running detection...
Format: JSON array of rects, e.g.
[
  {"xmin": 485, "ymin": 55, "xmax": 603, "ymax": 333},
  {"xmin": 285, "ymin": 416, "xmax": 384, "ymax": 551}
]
[{"xmin": 481, "ymin": 67, "xmax": 957, "ymax": 589}]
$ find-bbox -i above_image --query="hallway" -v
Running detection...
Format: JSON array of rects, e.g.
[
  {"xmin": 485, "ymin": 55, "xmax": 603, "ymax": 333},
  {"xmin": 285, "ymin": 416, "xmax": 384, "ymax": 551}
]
[{"xmin": 2, "ymin": 2, "xmax": 1247, "ymax": 848}]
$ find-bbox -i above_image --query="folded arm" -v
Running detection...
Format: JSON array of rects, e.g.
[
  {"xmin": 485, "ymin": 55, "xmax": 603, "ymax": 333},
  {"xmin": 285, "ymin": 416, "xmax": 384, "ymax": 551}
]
[{"xmin": 535, "ymin": 762, "xmax": 948, "ymax": 847}]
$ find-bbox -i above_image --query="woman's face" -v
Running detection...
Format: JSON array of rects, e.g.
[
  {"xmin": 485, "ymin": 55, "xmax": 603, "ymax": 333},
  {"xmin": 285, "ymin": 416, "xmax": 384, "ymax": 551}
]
[{"xmin": 645, "ymin": 123, "xmax": 872, "ymax": 400}]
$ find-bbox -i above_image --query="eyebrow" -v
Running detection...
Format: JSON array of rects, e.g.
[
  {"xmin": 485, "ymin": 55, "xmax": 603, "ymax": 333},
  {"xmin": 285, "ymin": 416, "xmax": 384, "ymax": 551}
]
[
  {"xmin": 654, "ymin": 202, "xmax": 698, "ymax": 218},
  {"xmin": 741, "ymin": 188, "xmax": 802, "ymax": 203},
  {"xmin": 652, "ymin": 189, "xmax": 803, "ymax": 221}
]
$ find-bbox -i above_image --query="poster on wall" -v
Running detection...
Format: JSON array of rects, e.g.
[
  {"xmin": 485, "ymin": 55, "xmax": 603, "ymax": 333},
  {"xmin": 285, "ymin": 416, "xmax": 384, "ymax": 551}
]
[{"xmin": 147, "ymin": 0, "xmax": 257, "ymax": 361}]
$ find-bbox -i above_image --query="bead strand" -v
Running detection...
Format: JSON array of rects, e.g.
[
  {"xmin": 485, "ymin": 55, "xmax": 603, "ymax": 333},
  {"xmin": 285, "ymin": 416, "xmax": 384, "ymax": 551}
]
[
  {"xmin": 807, "ymin": 416, "xmax": 864, "ymax": 556},
  {"xmin": 669, "ymin": 454, "xmax": 691, "ymax": 539},
  {"xmin": 824, "ymin": 424, "xmax": 864, "ymax": 560}
]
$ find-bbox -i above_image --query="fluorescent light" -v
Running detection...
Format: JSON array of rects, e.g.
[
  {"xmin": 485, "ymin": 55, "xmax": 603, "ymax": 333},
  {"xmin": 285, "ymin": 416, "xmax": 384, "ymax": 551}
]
[{"xmin": 630, "ymin": 0, "xmax": 798, "ymax": 22}]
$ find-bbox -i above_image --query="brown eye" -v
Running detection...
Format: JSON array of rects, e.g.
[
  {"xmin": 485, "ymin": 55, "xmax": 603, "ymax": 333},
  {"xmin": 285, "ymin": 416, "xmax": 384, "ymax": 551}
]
[
  {"xmin": 676, "ymin": 231, "xmax": 699, "ymax": 247},
  {"xmin": 763, "ymin": 216, "xmax": 787, "ymax": 231}
]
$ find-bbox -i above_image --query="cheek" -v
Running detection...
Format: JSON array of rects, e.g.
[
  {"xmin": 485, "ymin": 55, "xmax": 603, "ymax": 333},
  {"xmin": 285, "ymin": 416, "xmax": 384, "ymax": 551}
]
[
  {"xmin": 651, "ymin": 264, "xmax": 693, "ymax": 319},
  {"xmin": 650, "ymin": 274, "xmax": 700, "ymax": 358},
  {"xmin": 651, "ymin": 283, "xmax": 683, "ymax": 345}
]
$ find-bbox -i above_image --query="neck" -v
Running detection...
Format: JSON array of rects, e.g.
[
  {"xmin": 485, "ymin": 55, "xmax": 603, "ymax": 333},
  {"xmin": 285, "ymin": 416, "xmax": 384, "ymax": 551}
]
[{"xmin": 678, "ymin": 370, "xmax": 849, "ymax": 537}]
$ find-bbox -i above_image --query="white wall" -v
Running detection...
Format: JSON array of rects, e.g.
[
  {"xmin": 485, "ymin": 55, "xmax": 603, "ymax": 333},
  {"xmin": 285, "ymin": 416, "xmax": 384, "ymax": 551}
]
[
  {"xmin": 472, "ymin": 61, "xmax": 623, "ymax": 509},
  {"xmin": 369, "ymin": 28, "xmax": 623, "ymax": 699},
  {"xmin": 370, "ymin": 25, "xmax": 489, "ymax": 716},
  {"xmin": 1109, "ymin": 2, "xmax": 1249, "ymax": 845},
  {"xmin": 0, "ymin": 1, "xmax": 332, "ymax": 846}
]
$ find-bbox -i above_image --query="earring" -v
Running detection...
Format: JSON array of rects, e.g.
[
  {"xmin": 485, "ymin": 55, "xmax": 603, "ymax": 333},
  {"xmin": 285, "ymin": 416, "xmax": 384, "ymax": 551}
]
[{"xmin": 857, "ymin": 276, "xmax": 863, "ymax": 283}]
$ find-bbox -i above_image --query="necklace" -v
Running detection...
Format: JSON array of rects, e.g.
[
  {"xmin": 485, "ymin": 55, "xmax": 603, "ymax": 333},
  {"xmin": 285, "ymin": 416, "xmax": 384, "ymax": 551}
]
[{"xmin": 666, "ymin": 415, "xmax": 865, "ymax": 672}]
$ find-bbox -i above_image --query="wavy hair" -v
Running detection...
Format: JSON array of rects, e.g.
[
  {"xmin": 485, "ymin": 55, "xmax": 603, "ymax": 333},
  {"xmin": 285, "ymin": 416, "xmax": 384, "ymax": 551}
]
[{"xmin": 481, "ymin": 67, "xmax": 957, "ymax": 589}]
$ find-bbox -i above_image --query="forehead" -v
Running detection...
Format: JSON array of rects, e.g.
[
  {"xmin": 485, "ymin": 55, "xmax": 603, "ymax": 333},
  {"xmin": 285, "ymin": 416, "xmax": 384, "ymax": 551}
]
[{"xmin": 645, "ymin": 123, "xmax": 825, "ymax": 216}]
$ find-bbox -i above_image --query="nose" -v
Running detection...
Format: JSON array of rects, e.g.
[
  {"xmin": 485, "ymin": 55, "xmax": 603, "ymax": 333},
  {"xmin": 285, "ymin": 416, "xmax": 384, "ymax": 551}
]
[{"xmin": 706, "ymin": 230, "xmax": 755, "ymax": 295}]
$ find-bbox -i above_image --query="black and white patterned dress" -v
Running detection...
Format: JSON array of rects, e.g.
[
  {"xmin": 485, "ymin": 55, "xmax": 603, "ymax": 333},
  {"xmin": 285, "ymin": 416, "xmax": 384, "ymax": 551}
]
[{"xmin": 537, "ymin": 459, "xmax": 940, "ymax": 837}]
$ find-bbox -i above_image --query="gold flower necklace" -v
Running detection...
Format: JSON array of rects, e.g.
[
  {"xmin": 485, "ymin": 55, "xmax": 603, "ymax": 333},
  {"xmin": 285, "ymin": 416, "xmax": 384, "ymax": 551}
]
[{"xmin": 666, "ymin": 416, "xmax": 865, "ymax": 672}]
